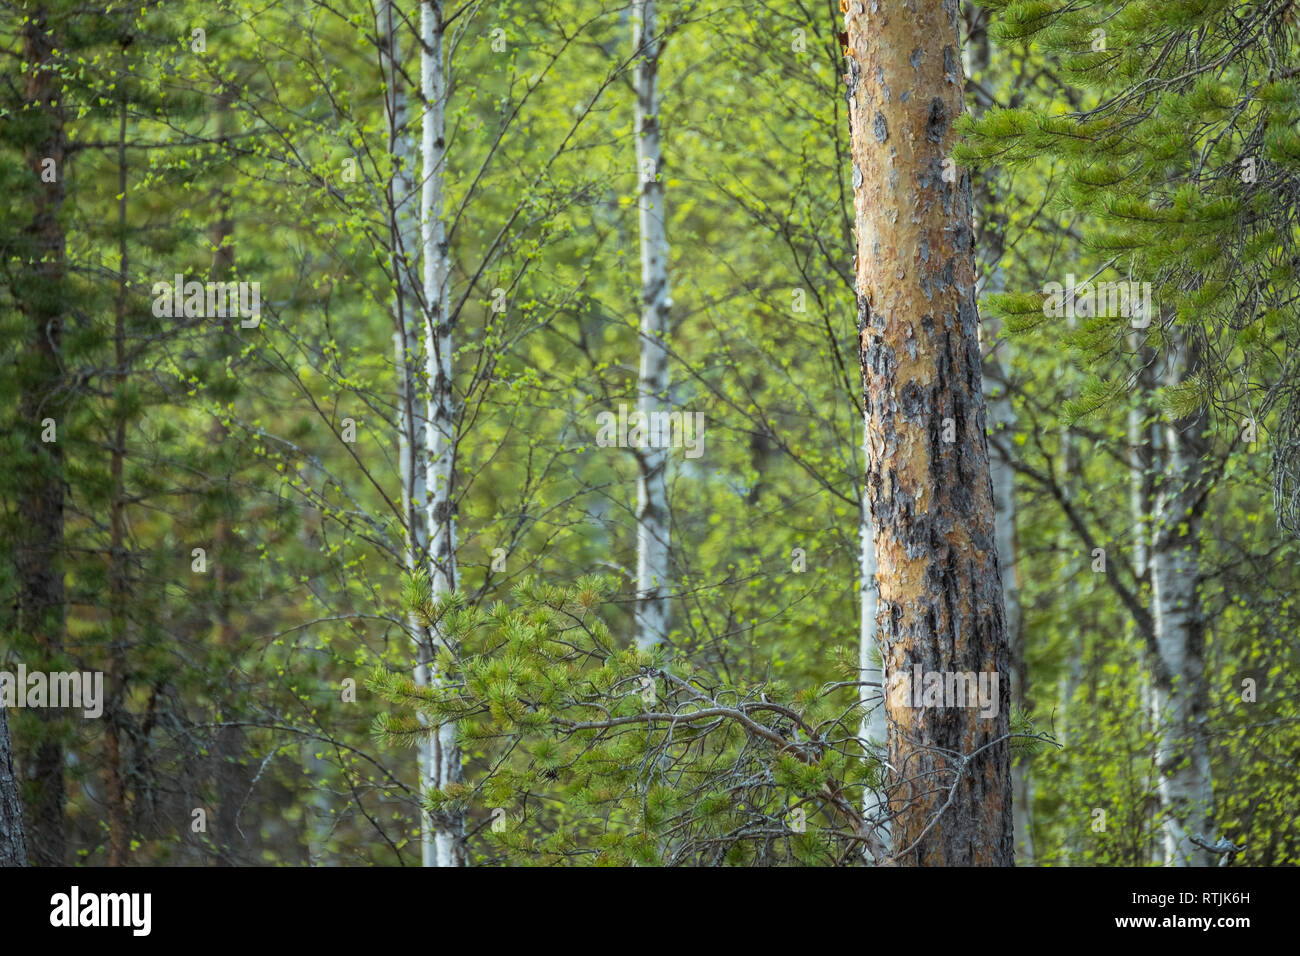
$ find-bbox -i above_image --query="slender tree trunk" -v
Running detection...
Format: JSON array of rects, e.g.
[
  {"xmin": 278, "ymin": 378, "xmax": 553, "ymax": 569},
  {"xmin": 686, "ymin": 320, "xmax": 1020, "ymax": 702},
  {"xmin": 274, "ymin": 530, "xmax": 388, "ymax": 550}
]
[
  {"xmin": 1058, "ymin": 651, "xmax": 1084, "ymax": 865},
  {"xmin": 845, "ymin": 0, "xmax": 1012, "ymax": 866},
  {"xmin": 1128, "ymin": 331, "xmax": 1160, "ymax": 863},
  {"xmin": 1057, "ymin": 313, "xmax": 1087, "ymax": 865},
  {"xmin": 105, "ymin": 65, "xmax": 132, "ymax": 867},
  {"xmin": 985, "ymin": 317, "xmax": 1029, "ymax": 863},
  {"xmin": 965, "ymin": 4, "xmax": 1031, "ymax": 865},
  {"xmin": 207, "ymin": 92, "xmax": 248, "ymax": 866},
  {"xmin": 0, "ymin": 707, "xmax": 26, "ymax": 866},
  {"xmin": 420, "ymin": 0, "xmax": 465, "ymax": 867},
  {"xmin": 1056, "ymin": 421, "xmax": 1088, "ymax": 865},
  {"xmin": 380, "ymin": 0, "xmax": 444, "ymax": 868},
  {"xmin": 859, "ymin": 424, "xmax": 888, "ymax": 848},
  {"xmin": 302, "ymin": 741, "xmax": 337, "ymax": 865},
  {"xmin": 1128, "ymin": 336, "xmax": 1159, "ymax": 586},
  {"xmin": 632, "ymin": 0, "xmax": 671, "ymax": 651},
  {"xmin": 1150, "ymin": 334, "xmax": 1213, "ymax": 866},
  {"xmin": 16, "ymin": 6, "xmax": 68, "ymax": 867}
]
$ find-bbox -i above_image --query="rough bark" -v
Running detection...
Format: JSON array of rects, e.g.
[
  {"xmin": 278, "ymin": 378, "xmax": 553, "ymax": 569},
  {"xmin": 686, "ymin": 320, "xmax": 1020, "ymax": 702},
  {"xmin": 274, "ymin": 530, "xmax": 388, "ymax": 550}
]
[
  {"xmin": 845, "ymin": 0, "xmax": 1012, "ymax": 866},
  {"xmin": 0, "ymin": 707, "xmax": 26, "ymax": 866},
  {"xmin": 965, "ymin": 3, "xmax": 1030, "ymax": 865},
  {"xmin": 16, "ymin": 6, "xmax": 68, "ymax": 867},
  {"xmin": 632, "ymin": 0, "xmax": 671, "ymax": 651},
  {"xmin": 1149, "ymin": 334, "xmax": 1213, "ymax": 866},
  {"xmin": 420, "ymin": 0, "xmax": 466, "ymax": 867}
]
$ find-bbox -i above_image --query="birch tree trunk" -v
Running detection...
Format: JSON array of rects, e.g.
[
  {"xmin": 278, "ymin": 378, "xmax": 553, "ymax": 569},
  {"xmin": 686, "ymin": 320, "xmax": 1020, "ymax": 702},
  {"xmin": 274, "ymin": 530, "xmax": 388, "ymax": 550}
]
[
  {"xmin": 985, "ymin": 314, "xmax": 1028, "ymax": 864},
  {"xmin": 859, "ymin": 426, "xmax": 888, "ymax": 847},
  {"xmin": 1149, "ymin": 334, "xmax": 1213, "ymax": 866},
  {"xmin": 420, "ymin": 0, "xmax": 465, "ymax": 867},
  {"xmin": 845, "ymin": 0, "xmax": 1013, "ymax": 865},
  {"xmin": 1128, "ymin": 331, "xmax": 1160, "ymax": 861},
  {"xmin": 1128, "ymin": 335, "xmax": 1159, "ymax": 586},
  {"xmin": 380, "ymin": 0, "xmax": 439, "ymax": 867},
  {"xmin": 632, "ymin": 0, "xmax": 671, "ymax": 651},
  {"xmin": 0, "ymin": 707, "xmax": 25, "ymax": 866}
]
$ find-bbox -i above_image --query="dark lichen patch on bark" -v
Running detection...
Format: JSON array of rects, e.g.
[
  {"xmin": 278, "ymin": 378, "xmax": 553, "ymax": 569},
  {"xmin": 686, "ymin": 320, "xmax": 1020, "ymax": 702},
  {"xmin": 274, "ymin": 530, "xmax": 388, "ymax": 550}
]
[{"xmin": 926, "ymin": 97, "xmax": 947, "ymax": 143}]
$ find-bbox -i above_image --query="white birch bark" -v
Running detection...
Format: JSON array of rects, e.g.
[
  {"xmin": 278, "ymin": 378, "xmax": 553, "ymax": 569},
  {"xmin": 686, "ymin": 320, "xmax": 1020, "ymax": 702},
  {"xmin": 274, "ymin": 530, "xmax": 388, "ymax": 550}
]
[
  {"xmin": 1128, "ymin": 331, "xmax": 1160, "ymax": 855},
  {"xmin": 379, "ymin": 0, "xmax": 441, "ymax": 868},
  {"xmin": 421, "ymin": 0, "xmax": 464, "ymax": 867},
  {"xmin": 632, "ymin": 0, "xmax": 671, "ymax": 651},
  {"xmin": 1128, "ymin": 355, "xmax": 1154, "ymax": 584},
  {"xmin": 1150, "ymin": 335, "xmax": 1213, "ymax": 867},
  {"xmin": 859, "ymin": 424, "xmax": 888, "ymax": 849}
]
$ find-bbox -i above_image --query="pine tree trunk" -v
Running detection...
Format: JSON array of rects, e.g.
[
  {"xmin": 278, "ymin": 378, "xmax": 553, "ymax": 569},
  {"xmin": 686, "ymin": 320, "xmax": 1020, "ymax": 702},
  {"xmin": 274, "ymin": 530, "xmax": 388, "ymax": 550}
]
[
  {"xmin": 420, "ymin": 0, "xmax": 465, "ymax": 867},
  {"xmin": 1150, "ymin": 334, "xmax": 1213, "ymax": 866},
  {"xmin": 632, "ymin": 0, "xmax": 671, "ymax": 651},
  {"xmin": 16, "ymin": 6, "xmax": 68, "ymax": 867},
  {"xmin": 105, "ymin": 70, "xmax": 132, "ymax": 867},
  {"xmin": 845, "ymin": 0, "xmax": 1013, "ymax": 866},
  {"xmin": 0, "ymin": 707, "xmax": 26, "ymax": 867}
]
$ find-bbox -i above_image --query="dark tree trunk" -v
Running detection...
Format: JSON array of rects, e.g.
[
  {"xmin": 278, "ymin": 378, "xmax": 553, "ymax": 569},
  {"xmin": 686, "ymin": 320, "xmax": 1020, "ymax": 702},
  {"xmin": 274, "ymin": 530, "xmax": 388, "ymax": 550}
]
[
  {"xmin": 0, "ymin": 707, "xmax": 27, "ymax": 867},
  {"xmin": 105, "ymin": 42, "xmax": 132, "ymax": 865},
  {"xmin": 15, "ymin": 5, "xmax": 69, "ymax": 868}
]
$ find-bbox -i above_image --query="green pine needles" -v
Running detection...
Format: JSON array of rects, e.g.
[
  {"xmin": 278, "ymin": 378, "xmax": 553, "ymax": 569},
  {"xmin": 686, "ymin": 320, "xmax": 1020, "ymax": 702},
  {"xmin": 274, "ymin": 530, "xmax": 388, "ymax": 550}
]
[
  {"xmin": 369, "ymin": 574, "xmax": 886, "ymax": 865},
  {"xmin": 961, "ymin": 0, "xmax": 1300, "ymax": 409}
]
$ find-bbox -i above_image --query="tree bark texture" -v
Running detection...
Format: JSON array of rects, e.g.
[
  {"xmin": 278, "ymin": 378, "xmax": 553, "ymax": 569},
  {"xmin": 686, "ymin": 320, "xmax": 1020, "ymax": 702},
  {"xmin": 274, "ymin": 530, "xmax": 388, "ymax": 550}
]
[{"xmin": 844, "ymin": 0, "xmax": 1012, "ymax": 866}]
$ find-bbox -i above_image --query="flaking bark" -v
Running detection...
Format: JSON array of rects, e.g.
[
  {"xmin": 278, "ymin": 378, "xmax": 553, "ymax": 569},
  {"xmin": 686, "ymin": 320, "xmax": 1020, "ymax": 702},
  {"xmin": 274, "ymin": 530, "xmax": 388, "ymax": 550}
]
[{"xmin": 844, "ymin": 0, "xmax": 1012, "ymax": 866}]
